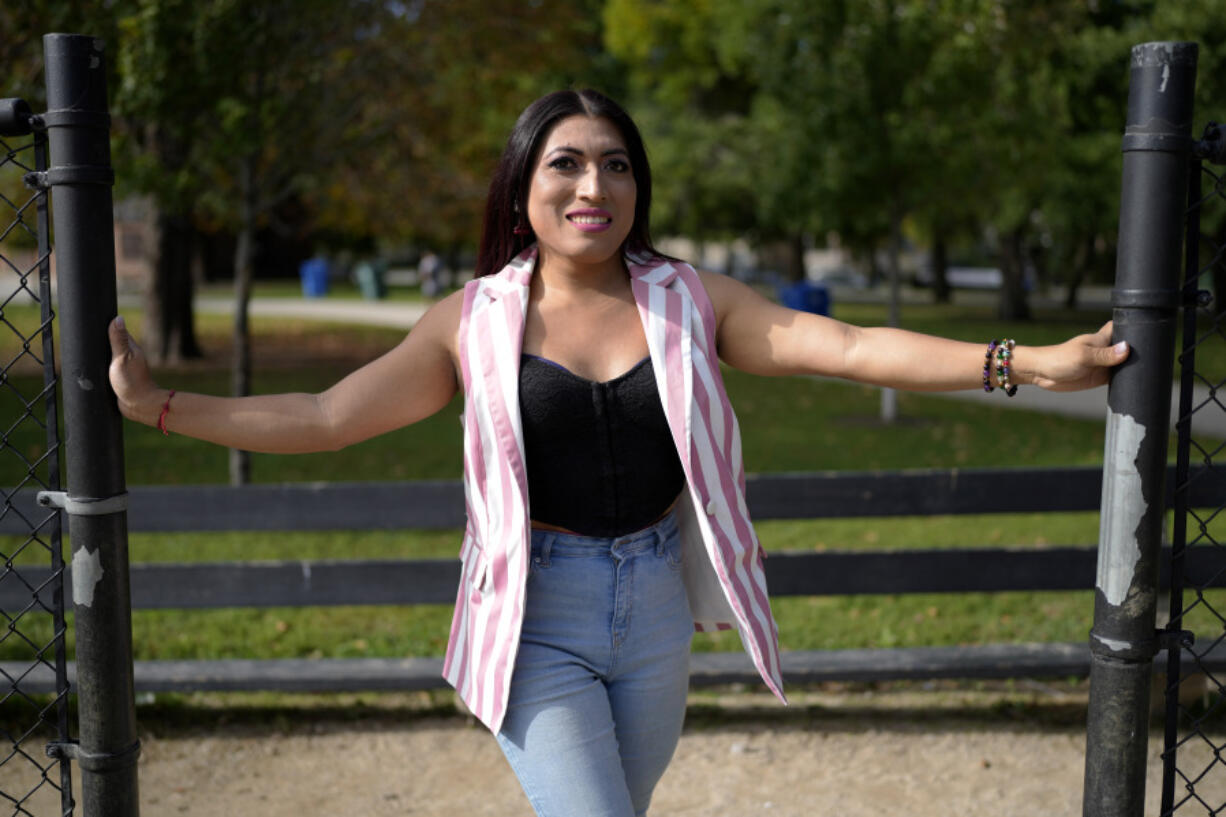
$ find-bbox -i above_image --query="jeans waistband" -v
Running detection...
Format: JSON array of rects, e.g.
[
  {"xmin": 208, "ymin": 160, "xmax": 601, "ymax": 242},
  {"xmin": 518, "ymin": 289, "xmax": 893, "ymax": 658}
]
[{"xmin": 530, "ymin": 508, "xmax": 679, "ymax": 564}]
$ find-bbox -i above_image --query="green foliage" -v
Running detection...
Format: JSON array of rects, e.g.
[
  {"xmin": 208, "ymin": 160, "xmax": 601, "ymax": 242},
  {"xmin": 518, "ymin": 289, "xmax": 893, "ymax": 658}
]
[
  {"xmin": 11, "ymin": 0, "xmax": 1226, "ymax": 279},
  {"xmin": 0, "ymin": 2, "xmax": 124, "ymax": 104},
  {"xmin": 114, "ymin": 0, "xmax": 388, "ymax": 228},
  {"xmin": 602, "ymin": 0, "xmax": 1221, "ymax": 310},
  {"xmin": 304, "ymin": 0, "xmax": 614, "ymax": 247},
  {"xmin": 106, "ymin": 0, "xmax": 614, "ymax": 250},
  {"xmin": 1151, "ymin": 0, "xmax": 1226, "ymax": 244}
]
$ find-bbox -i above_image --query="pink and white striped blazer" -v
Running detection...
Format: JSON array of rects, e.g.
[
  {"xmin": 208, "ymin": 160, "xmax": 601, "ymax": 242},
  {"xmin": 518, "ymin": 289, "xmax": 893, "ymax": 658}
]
[{"xmin": 442, "ymin": 246, "xmax": 786, "ymax": 732}]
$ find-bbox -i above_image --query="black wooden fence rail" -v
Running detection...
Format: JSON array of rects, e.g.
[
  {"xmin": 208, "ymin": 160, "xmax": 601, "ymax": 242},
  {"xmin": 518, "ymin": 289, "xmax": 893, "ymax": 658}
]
[{"xmin": 4, "ymin": 465, "xmax": 1224, "ymax": 694}]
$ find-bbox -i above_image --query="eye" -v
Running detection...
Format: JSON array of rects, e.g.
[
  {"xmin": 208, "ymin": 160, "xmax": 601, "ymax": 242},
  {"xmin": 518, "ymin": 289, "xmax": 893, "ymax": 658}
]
[
  {"xmin": 546, "ymin": 156, "xmax": 578, "ymax": 171},
  {"xmin": 605, "ymin": 158, "xmax": 631, "ymax": 173}
]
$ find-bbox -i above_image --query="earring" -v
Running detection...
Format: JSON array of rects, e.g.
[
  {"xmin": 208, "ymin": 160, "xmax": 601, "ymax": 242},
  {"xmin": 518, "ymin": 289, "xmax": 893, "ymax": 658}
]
[{"xmin": 512, "ymin": 199, "xmax": 531, "ymax": 235}]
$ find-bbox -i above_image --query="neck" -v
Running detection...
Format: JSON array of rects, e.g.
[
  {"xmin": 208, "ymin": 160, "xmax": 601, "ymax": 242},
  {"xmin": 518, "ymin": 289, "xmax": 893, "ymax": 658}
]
[{"xmin": 534, "ymin": 248, "xmax": 629, "ymax": 298}]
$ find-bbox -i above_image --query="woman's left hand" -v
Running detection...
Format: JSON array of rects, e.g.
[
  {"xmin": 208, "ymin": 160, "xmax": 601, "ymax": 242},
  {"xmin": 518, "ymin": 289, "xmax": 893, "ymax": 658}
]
[{"xmin": 1025, "ymin": 321, "xmax": 1130, "ymax": 392}]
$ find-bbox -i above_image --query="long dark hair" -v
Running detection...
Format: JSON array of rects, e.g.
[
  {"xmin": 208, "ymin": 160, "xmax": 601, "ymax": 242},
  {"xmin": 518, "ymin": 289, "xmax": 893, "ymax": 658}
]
[{"xmin": 475, "ymin": 89, "xmax": 662, "ymax": 277}]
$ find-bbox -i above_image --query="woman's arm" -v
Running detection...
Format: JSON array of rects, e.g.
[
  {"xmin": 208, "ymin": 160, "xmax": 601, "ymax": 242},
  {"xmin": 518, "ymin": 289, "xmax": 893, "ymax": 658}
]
[
  {"xmin": 107, "ymin": 290, "xmax": 464, "ymax": 453},
  {"xmin": 699, "ymin": 270, "xmax": 1129, "ymax": 391}
]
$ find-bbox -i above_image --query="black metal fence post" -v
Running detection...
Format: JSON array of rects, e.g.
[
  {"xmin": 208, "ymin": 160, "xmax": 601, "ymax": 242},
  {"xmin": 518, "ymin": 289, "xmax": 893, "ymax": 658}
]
[
  {"xmin": 39, "ymin": 33, "xmax": 140, "ymax": 816},
  {"xmin": 1082, "ymin": 41, "xmax": 1198, "ymax": 817}
]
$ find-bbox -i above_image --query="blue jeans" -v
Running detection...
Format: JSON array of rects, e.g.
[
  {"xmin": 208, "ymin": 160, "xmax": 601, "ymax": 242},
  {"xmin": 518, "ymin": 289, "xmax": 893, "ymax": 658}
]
[{"xmin": 495, "ymin": 511, "xmax": 694, "ymax": 817}]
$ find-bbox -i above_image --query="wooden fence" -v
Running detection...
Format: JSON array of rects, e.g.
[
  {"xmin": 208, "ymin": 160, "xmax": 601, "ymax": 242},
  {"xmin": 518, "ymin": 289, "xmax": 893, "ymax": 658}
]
[{"xmin": 4, "ymin": 465, "xmax": 1224, "ymax": 693}]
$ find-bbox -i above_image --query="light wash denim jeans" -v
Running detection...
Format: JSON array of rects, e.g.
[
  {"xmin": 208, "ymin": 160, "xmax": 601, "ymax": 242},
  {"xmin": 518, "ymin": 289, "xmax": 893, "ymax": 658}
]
[{"xmin": 495, "ymin": 511, "xmax": 693, "ymax": 817}]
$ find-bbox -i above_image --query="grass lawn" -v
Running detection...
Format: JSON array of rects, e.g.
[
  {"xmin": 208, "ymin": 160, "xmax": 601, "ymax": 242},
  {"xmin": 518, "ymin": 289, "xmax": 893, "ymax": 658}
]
[{"xmin": 1, "ymin": 294, "xmax": 1219, "ymax": 669}]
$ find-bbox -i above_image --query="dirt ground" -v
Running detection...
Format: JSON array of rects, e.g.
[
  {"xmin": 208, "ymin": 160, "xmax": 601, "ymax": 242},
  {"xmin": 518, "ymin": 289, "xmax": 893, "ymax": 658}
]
[{"xmin": 8, "ymin": 681, "xmax": 1217, "ymax": 817}]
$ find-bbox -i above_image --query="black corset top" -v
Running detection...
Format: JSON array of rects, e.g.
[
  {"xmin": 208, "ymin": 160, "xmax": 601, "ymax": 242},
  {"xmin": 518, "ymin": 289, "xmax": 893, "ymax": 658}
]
[{"xmin": 519, "ymin": 353, "xmax": 685, "ymax": 537}]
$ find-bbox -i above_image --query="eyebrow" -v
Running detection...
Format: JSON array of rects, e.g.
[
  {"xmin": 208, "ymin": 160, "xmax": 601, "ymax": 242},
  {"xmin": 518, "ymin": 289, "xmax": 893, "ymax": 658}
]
[{"xmin": 547, "ymin": 145, "xmax": 630, "ymax": 159}]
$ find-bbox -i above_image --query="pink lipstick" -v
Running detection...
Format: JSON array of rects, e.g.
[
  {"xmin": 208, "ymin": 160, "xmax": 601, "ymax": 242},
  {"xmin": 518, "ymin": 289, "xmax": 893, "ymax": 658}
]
[{"xmin": 566, "ymin": 208, "xmax": 613, "ymax": 233}]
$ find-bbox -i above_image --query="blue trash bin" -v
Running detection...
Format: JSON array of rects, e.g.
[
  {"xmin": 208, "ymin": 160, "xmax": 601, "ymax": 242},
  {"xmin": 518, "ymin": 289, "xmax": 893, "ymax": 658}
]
[
  {"xmin": 299, "ymin": 255, "xmax": 329, "ymax": 297},
  {"xmin": 779, "ymin": 281, "xmax": 831, "ymax": 316}
]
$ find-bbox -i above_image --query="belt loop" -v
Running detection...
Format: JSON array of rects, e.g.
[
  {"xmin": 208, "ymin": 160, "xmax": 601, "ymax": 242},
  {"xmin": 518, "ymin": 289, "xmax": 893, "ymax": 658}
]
[{"xmin": 536, "ymin": 532, "xmax": 553, "ymax": 568}]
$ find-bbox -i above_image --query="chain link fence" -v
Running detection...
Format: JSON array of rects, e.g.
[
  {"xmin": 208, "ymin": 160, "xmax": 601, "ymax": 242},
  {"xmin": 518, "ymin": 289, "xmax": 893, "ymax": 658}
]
[
  {"xmin": 0, "ymin": 121, "xmax": 74, "ymax": 815},
  {"xmin": 1161, "ymin": 123, "xmax": 1226, "ymax": 815}
]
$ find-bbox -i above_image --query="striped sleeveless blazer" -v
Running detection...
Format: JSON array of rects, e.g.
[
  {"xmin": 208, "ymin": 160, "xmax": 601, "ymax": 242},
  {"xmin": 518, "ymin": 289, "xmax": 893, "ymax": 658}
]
[{"xmin": 442, "ymin": 246, "xmax": 785, "ymax": 732}]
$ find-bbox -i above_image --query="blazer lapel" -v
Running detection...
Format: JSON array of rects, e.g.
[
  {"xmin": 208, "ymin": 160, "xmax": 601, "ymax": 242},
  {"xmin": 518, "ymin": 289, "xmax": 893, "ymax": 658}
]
[
  {"xmin": 473, "ymin": 248, "xmax": 536, "ymax": 504},
  {"xmin": 628, "ymin": 254, "xmax": 693, "ymax": 475}
]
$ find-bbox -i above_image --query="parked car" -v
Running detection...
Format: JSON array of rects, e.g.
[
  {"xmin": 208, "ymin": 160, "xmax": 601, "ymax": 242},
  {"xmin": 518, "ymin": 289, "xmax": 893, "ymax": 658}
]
[
  {"xmin": 914, "ymin": 264, "xmax": 1035, "ymax": 291},
  {"xmin": 807, "ymin": 265, "xmax": 869, "ymax": 289}
]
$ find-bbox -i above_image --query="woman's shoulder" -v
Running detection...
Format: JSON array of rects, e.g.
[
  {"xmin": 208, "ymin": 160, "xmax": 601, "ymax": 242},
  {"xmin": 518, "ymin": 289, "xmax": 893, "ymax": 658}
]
[
  {"xmin": 411, "ymin": 288, "xmax": 465, "ymax": 347},
  {"xmin": 693, "ymin": 266, "xmax": 748, "ymax": 300},
  {"xmin": 691, "ymin": 268, "xmax": 773, "ymax": 330},
  {"xmin": 427, "ymin": 287, "xmax": 467, "ymax": 318}
]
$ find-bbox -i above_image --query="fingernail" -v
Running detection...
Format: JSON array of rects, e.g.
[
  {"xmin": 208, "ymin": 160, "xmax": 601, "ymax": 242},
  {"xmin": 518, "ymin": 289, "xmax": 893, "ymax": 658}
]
[
  {"xmin": 1114, "ymin": 341, "xmax": 1128, "ymax": 354},
  {"xmin": 114, "ymin": 315, "xmax": 125, "ymax": 329}
]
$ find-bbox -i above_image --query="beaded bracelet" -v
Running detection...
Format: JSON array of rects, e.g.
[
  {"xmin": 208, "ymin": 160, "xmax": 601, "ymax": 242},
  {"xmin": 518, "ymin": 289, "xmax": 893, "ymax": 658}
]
[
  {"xmin": 994, "ymin": 339, "xmax": 1018, "ymax": 396},
  {"xmin": 157, "ymin": 390, "xmax": 176, "ymax": 436},
  {"xmin": 982, "ymin": 339, "xmax": 1019, "ymax": 396},
  {"xmin": 982, "ymin": 340, "xmax": 999, "ymax": 392}
]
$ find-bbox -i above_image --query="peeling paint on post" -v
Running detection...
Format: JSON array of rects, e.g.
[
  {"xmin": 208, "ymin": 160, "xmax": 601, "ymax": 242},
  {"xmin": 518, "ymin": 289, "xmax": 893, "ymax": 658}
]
[
  {"xmin": 1095, "ymin": 411, "xmax": 1147, "ymax": 607},
  {"xmin": 1082, "ymin": 41, "xmax": 1197, "ymax": 817},
  {"xmin": 71, "ymin": 547, "xmax": 104, "ymax": 607}
]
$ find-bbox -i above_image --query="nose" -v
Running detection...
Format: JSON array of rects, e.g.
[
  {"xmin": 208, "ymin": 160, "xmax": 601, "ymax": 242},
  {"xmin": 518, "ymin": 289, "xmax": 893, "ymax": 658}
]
[{"xmin": 577, "ymin": 165, "xmax": 606, "ymax": 201}]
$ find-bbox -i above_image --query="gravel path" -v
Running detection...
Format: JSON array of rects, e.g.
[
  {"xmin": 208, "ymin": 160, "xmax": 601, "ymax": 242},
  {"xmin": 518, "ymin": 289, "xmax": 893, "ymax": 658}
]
[{"xmin": 9, "ymin": 684, "xmax": 1215, "ymax": 816}]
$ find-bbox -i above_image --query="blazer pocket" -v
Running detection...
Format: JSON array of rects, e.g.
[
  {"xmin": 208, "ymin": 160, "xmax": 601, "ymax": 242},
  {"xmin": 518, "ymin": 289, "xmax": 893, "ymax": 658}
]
[
  {"xmin": 468, "ymin": 560, "xmax": 489, "ymax": 606},
  {"xmin": 461, "ymin": 531, "xmax": 489, "ymax": 605}
]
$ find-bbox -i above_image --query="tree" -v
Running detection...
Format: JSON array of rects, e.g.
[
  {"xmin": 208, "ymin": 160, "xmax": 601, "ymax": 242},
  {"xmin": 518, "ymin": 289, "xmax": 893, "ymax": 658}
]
[
  {"xmin": 114, "ymin": 0, "xmax": 210, "ymax": 365},
  {"xmin": 602, "ymin": 0, "xmax": 772, "ymax": 259},
  {"xmin": 113, "ymin": 0, "xmax": 395, "ymax": 480},
  {"xmin": 0, "ymin": 2, "xmax": 126, "ymax": 295},
  {"xmin": 1151, "ymin": 0, "xmax": 1226, "ymax": 316},
  {"xmin": 112, "ymin": 0, "xmax": 617, "ymax": 483},
  {"xmin": 0, "ymin": 1, "xmax": 123, "ymax": 103},
  {"xmin": 606, "ymin": 0, "xmax": 989, "ymax": 420},
  {"xmin": 310, "ymin": 0, "xmax": 613, "ymax": 253},
  {"xmin": 1037, "ymin": 13, "xmax": 1138, "ymax": 309},
  {"xmin": 186, "ymin": 0, "xmax": 396, "ymax": 484}
]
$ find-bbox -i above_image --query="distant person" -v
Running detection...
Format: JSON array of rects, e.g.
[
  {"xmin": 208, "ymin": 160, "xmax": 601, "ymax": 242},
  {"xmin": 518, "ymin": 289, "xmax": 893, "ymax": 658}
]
[
  {"xmin": 109, "ymin": 89, "xmax": 1128, "ymax": 816},
  {"xmin": 353, "ymin": 257, "xmax": 387, "ymax": 300},
  {"xmin": 418, "ymin": 250, "xmax": 443, "ymax": 297}
]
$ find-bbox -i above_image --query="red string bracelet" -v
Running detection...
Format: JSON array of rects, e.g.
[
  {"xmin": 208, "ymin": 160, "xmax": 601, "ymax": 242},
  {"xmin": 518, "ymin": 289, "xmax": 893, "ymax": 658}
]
[{"xmin": 157, "ymin": 390, "xmax": 176, "ymax": 436}]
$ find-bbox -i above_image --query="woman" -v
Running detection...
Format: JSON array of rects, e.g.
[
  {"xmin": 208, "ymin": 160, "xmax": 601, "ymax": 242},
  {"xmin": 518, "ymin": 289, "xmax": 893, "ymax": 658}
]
[{"xmin": 109, "ymin": 89, "xmax": 1128, "ymax": 816}]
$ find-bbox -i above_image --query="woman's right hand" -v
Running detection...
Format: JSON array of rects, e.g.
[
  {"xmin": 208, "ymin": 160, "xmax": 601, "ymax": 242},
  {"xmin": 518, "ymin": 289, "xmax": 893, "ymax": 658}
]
[{"xmin": 107, "ymin": 316, "xmax": 161, "ymax": 425}]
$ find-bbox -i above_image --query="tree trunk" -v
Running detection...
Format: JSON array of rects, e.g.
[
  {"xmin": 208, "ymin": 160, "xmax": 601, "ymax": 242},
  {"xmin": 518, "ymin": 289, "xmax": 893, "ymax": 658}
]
[
  {"xmin": 143, "ymin": 210, "xmax": 202, "ymax": 365},
  {"xmin": 865, "ymin": 248, "xmax": 882, "ymax": 288},
  {"xmin": 997, "ymin": 227, "xmax": 1032, "ymax": 321},
  {"xmin": 930, "ymin": 233, "xmax": 951, "ymax": 304},
  {"xmin": 229, "ymin": 155, "xmax": 257, "ymax": 486},
  {"xmin": 444, "ymin": 245, "xmax": 462, "ymax": 289},
  {"xmin": 1027, "ymin": 238, "xmax": 1049, "ymax": 298},
  {"xmin": 880, "ymin": 209, "xmax": 903, "ymax": 425},
  {"xmin": 787, "ymin": 233, "xmax": 806, "ymax": 283},
  {"xmin": 1063, "ymin": 234, "xmax": 1092, "ymax": 311}
]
